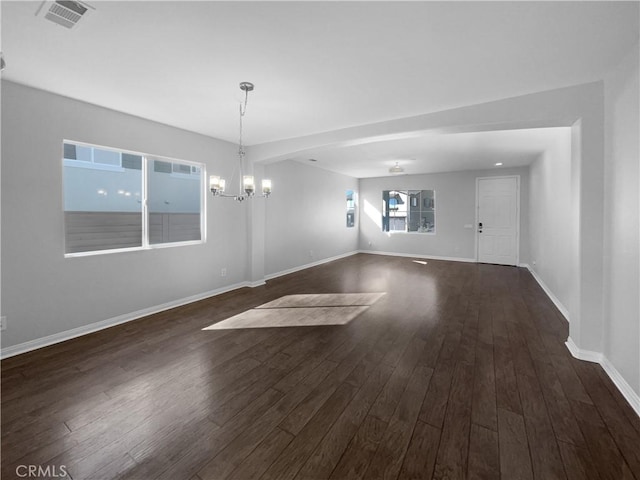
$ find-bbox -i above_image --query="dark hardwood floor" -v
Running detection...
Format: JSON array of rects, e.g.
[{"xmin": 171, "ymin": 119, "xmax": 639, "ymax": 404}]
[{"xmin": 2, "ymin": 254, "xmax": 639, "ymax": 479}]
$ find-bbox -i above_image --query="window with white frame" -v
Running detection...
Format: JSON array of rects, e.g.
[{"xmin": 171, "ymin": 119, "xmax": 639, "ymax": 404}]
[
  {"xmin": 346, "ymin": 189, "xmax": 356, "ymax": 227},
  {"xmin": 382, "ymin": 189, "xmax": 435, "ymax": 233},
  {"xmin": 63, "ymin": 141, "xmax": 205, "ymax": 255}
]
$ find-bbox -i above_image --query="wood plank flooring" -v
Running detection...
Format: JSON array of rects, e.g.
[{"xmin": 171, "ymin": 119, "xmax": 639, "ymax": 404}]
[{"xmin": 2, "ymin": 254, "xmax": 639, "ymax": 480}]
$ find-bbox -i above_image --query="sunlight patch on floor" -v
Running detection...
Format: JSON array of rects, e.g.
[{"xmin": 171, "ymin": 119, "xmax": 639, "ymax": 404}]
[
  {"xmin": 256, "ymin": 292, "xmax": 386, "ymax": 309},
  {"xmin": 203, "ymin": 293, "xmax": 385, "ymax": 330}
]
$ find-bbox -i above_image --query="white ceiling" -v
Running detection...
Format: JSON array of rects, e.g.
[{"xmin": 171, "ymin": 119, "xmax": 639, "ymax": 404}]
[
  {"xmin": 2, "ymin": 1, "xmax": 638, "ymax": 177},
  {"xmin": 287, "ymin": 127, "xmax": 570, "ymax": 178}
]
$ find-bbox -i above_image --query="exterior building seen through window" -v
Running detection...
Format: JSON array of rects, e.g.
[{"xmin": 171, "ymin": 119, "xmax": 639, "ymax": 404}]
[
  {"xmin": 63, "ymin": 141, "xmax": 205, "ymax": 255},
  {"xmin": 382, "ymin": 189, "xmax": 435, "ymax": 233}
]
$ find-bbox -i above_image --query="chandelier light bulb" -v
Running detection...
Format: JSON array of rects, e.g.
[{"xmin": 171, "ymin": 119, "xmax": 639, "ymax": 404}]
[
  {"xmin": 262, "ymin": 179, "xmax": 272, "ymax": 196},
  {"xmin": 243, "ymin": 175, "xmax": 255, "ymax": 195},
  {"xmin": 209, "ymin": 176, "xmax": 226, "ymax": 195}
]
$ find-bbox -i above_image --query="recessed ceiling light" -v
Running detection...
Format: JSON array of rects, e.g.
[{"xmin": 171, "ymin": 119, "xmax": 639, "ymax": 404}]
[{"xmin": 495, "ymin": 162, "xmax": 503, "ymax": 166}]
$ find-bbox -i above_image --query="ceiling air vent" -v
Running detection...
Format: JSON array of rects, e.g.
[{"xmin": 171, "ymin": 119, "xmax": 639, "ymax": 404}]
[{"xmin": 36, "ymin": 1, "xmax": 95, "ymax": 29}]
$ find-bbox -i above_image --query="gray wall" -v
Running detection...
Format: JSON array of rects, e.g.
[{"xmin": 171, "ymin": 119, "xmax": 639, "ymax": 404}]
[
  {"xmin": 603, "ymin": 43, "xmax": 639, "ymax": 396},
  {"xmin": 528, "ymin": 129, "xmax": 574, "ymax": 314},
  {"xmin": 264, "ymin": 159, "xmax": 359, "ymax": 276},
  {"xmin": 1, "ymin": 81, "xmax": 247, "ymax": 348},
  {"xmin": 358, "ymin": 167, "xmax": 529, "ymax": 262}
]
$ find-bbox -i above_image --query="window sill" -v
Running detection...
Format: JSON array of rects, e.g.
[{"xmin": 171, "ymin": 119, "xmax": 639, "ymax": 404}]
[
  {"xmin": 64, "ymin": 240, "xmax": 204, "ymax": 258},
  {"xmin": 386, "ymin": 231, "xmax": 436, "ymax": 235}
]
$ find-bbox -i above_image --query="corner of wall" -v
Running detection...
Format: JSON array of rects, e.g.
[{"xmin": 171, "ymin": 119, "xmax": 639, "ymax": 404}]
[
  {"xmin": 522, "ymin": 264, "xmax": 570, "ymax": 322},
  {"xmin": 566, "ymin": 337, "xmax": 640, "ymax": 418}
]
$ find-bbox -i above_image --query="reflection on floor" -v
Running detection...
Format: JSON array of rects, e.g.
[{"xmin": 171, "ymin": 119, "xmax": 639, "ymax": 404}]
[
  {"xmin": 203, "ymin": 293, "xmax": 386, "ymax": 330},
  {"xmin": 256, "ymin": 293, "xmax": 386, "ymax": 309}
]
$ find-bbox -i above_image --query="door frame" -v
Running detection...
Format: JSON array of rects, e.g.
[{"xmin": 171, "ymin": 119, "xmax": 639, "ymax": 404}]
[{"xmin": 474, "ymin": 175, "xmax": 521, "ymax": 265}]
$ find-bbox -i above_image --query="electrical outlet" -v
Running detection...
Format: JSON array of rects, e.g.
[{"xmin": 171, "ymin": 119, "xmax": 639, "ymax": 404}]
[
  {"xmin": 221, "ymin": 268, "xmax": 227, "ymax": 277},
  {"xmin": 0, "ymin": 316, "xmax": 6, "ymax": 331}
]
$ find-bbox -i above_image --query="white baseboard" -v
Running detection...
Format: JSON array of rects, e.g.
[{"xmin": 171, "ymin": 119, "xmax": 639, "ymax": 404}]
[
  {"xmin": 566, "ymin": 337, "xmax": 640, "ymax": 417},
  {"xmin": 527, "ymin": 270, "xmax": 639, "ymax": 416},
  {"xmin": 520, "ymin": 263, "xmax": 570, "ymax": 322},
  {"xmin": 506, "ymin": 265, "xmax": 639, "ymax": 418},
  {"xmin": 600, "ymin": 356, "xmax": 640, "ymax": 418},
  {"xmin": 565, "ymin": 337, "xmax": 603, "ymax": 363},
  {"xmin": 264, "ymin": 251, "xmax": 359, "ymax": 281},
  {"xmin": 0, "ymin": 281, "xmax": 251, "ymax": 360},
  {"xmin": 2, "ymin": 250, "xmax": 361, "ymax": 359},
  {"xmin": 358, "ymin": 249, "xmax": 476, "ymax": 263}
]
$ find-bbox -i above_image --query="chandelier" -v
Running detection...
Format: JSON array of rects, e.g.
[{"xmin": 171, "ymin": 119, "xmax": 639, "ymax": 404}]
[
  {"xmin": 389, "ymin": 162, "xmax": 404, "ymax": 174},
  {"xmin": 209, "ymin": 82, "xmax": 271, "ymax": 201}
]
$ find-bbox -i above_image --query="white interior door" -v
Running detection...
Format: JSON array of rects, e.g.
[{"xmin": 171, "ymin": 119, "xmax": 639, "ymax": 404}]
[{"xmin": 476, "ymin": 176, "xmax": 519, "ymax": 266}]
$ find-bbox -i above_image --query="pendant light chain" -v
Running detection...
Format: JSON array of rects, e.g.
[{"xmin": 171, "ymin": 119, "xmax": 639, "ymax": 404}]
[
  {"xmin": 237, "ymin": 89, "xmax": 247, "ymax": 195},
  {"xmin": 238, "ymin": 87, "xmax": 249, "ymax": 159}
]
